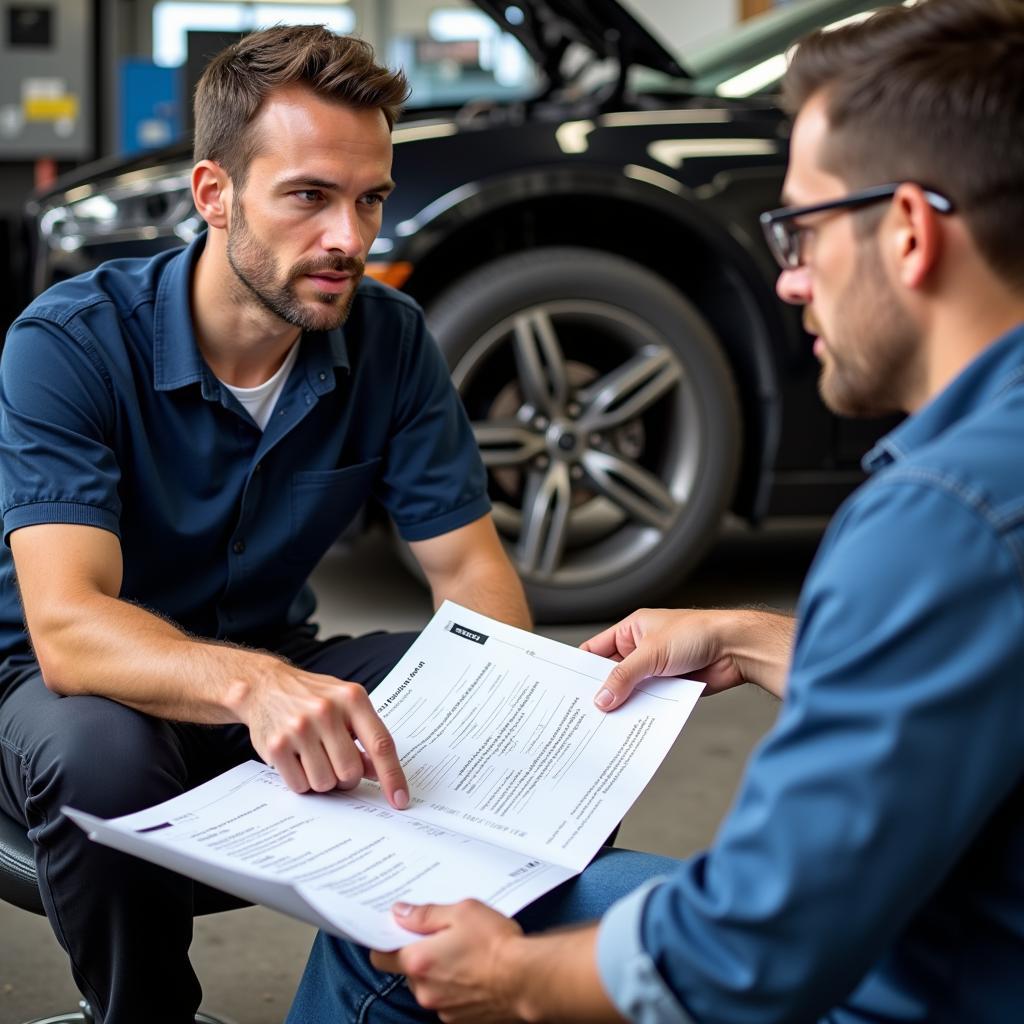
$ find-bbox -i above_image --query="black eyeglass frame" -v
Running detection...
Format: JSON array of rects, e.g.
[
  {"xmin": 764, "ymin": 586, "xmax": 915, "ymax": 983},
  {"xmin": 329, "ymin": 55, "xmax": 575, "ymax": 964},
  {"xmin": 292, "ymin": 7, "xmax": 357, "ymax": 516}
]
[{"xmin": 759, "ymin": 182, "xmax": 955, "ymax": 270}]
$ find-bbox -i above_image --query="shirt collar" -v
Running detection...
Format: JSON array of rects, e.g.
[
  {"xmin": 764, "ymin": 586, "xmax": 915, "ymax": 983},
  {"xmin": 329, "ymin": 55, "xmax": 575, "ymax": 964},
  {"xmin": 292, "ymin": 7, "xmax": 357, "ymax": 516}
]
[
  {"xmin": 301, "ymin": 326, "xmax": 350, "ymax": 398},
  {"xmin": 863, "ymin": 321, "xmax": 1024, "ymax": 472},
  {"xmin": 326, "ymin": 324, "xmax": 350, "ymax": 372},
  {"xmin": 153, "ymin": 233, "xmax": 211, "ymax": 394},
  {"xmin": 152, "ymin": 233, "xmax": 352, "ymax": 397}
]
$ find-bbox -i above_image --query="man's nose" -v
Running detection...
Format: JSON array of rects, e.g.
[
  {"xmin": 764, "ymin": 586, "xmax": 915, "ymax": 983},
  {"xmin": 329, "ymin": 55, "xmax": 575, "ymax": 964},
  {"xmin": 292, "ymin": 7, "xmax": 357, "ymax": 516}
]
[
  {"xmin": 775, "ymin": 265, "xmax": 812, "ymax": 305},
  {"xmin": 321, "ymin": 206, "xmax": 363, "ymax": 255}
]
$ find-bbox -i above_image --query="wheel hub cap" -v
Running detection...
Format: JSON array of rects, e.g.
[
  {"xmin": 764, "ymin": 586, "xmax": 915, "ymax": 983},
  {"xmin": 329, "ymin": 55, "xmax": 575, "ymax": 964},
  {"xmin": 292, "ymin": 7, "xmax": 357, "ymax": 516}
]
[{"xmin": 547, "ymin": 421, "xmax": 584, "ymax": 461}]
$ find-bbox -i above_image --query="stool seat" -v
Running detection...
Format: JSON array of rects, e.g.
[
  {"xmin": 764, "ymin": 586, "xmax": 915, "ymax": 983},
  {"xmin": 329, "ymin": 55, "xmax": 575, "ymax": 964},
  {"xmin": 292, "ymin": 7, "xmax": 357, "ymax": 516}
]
[{"xmin": 0, "ymin": 806, "xmax": 43, "ymax": 913}]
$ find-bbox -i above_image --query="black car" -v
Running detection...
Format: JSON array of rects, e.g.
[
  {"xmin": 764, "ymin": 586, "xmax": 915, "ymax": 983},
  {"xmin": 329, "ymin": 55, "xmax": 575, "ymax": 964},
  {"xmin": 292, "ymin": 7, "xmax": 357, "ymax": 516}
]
[{"xmin": 27, "ymin": 0, "xmax": 900, "ymax": 621}]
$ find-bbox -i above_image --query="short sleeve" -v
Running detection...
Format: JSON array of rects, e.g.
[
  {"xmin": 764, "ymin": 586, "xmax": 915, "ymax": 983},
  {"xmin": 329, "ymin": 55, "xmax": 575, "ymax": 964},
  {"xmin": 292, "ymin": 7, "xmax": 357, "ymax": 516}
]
[
  {"xmin": 372, "ymin": 305, "xmax": 490, "ymax": 541},
  {"xmin": 0, "ymin": 317, "xmax": 122, "ymax": 543}
]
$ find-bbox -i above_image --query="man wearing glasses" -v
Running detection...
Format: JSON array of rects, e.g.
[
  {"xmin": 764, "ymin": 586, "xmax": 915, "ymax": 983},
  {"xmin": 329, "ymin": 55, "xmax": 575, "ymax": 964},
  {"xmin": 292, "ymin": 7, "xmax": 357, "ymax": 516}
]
[{"xmin": 287, "ymin": 1, "xmax": 1024, "ymax": 1020}]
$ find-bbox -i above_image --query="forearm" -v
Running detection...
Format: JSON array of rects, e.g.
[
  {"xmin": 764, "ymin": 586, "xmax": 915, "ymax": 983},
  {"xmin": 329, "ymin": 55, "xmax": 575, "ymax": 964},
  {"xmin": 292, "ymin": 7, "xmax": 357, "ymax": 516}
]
[
  {"xmin": 34, "ymin": 591, "xmax": 278, "ymax": 723},
  {"xmin": 430, "ymin": 556, "xmax": 532, "ymax": 630},
  {"xmin": 14, "ymin": 527, "xmax": 408, "ymax": 797},
  {"xmin": 413, "ymin": 516, "xmax": 532, "ymax": 630},
  {"xmin": 717, "ymin": 608, "xmax": 794, "ymax": 698},
  {"xmin": 507, "ymin": 925, "xmax": 623, "ymax": 1023}
]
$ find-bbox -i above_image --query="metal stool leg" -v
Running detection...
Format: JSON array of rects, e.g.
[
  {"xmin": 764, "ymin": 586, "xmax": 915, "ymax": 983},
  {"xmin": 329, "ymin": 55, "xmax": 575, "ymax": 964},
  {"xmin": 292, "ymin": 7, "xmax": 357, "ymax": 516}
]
[
  {"xmin": 24, "ymin": 1000, "xmax": 94, "ymax": 1024},
  {"xmin": 26, "ymin": 1002, "xmax": 236, "ymax": 1024}
]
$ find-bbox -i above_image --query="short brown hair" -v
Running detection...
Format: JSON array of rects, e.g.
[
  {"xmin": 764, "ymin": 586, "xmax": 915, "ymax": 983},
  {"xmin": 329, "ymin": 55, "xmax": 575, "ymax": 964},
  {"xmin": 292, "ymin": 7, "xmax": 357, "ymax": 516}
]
[
  {"xmin": 193, "ymin": 25, "xmax": 409, "ymax": 189},
  {"xmin": 782, "ymin": 0, "xmax": 1024, "ymax": 286}
]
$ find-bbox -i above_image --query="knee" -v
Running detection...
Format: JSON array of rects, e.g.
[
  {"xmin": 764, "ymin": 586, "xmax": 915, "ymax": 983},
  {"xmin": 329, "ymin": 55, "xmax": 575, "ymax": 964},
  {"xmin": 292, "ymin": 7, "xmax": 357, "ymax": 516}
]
[
  {"xmin": 289, "ymin": 932, "xmax": 408, "ymax": 1024},
  {"xmin": 24, "ymin": 696, "xmax": 184, "ymax": 818}
]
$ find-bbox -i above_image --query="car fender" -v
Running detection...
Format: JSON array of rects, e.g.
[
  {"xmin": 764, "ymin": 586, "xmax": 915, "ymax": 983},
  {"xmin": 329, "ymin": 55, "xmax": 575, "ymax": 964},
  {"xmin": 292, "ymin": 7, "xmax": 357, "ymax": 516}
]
[{"xmin": 389, "ymin": 164, "xmax": 785, "ymax": 520}]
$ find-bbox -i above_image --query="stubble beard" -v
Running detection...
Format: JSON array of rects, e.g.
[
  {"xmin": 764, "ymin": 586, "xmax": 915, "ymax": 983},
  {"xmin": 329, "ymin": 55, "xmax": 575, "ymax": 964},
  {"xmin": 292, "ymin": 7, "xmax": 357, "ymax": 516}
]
[
  {"xmin": 817, "ymin": 241, "xmax": 922, "ymax": 418},
  {"xmin": 226, "ymin": 196, "xmax": 365, "ymax": 333}
]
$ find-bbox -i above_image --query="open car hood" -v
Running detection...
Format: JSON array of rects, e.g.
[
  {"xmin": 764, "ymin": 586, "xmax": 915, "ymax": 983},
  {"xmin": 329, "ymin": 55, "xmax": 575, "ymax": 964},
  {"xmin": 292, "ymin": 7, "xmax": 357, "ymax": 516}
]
[{"xmin": 475, "ymin": 0, "xmax": 690, "ymax": 79}]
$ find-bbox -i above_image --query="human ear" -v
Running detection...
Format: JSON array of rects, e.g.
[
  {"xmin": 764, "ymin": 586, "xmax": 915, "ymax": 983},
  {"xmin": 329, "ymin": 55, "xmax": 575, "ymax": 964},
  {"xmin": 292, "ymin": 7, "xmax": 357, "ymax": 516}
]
[
  {"xmin": 891, "ymin": 183, "xmax": 942, "ymax": 290},
  {"xmin": 191, "ymin": 160, "xmax": 232, "ymax": 230}
]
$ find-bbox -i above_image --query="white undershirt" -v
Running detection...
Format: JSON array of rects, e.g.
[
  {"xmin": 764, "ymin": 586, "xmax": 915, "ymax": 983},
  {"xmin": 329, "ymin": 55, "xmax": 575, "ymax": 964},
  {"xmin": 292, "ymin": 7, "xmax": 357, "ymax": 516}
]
[{"xmin": 219, "ymin": 342, "xmax": 301, "ymax": 431}]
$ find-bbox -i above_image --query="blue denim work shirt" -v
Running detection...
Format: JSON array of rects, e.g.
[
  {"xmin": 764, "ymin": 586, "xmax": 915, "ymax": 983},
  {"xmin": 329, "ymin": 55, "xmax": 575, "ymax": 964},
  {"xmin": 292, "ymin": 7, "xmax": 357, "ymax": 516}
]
[
  {"xmin": 0, "ymin": 235, "xmax": 490, "ymax": 660},
  {"xmin": 598, "ymin": 324, "xmax": 1024, "ymax": 1023}
]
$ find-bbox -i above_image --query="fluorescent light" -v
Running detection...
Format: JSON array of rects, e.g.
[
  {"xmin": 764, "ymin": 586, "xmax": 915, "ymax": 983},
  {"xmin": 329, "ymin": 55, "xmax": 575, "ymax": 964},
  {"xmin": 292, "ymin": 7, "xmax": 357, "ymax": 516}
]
[
  {"xmin": 821, "ymin": 11, "xmax": 876, "ymax": 32},
  {"xmin": 715, "ymin": 5, "xmax": 907, "ymax": 101},
  {"xmin": 715, "ymin": 52, "xmax": 789, "ymax": 98}
]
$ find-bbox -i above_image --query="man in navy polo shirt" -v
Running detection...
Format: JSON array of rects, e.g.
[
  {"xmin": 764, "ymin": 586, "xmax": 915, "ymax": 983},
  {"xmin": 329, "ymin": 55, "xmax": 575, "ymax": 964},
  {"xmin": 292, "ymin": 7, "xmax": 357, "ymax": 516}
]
[
  {"xmin": 0, "ymin": 26, "xmax": 528, "ymax": 1024},
  {"xmin": 287, "ymin": 2, "xmax": 1024, "ymax": 1022}
]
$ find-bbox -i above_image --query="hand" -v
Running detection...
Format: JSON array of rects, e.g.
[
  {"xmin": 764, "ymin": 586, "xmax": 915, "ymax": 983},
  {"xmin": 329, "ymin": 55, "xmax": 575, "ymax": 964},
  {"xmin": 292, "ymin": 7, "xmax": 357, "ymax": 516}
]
[
  {"xmin": 583, "ymin": 608, "xmax": 746, "ymax": 711},
  {"xmin": 372, "ymin": 900, "xmax": 524, "ymax": 1022},
  {"xmin": 235, "ymin": 662, "xmax": 409, "ymax": 808}
]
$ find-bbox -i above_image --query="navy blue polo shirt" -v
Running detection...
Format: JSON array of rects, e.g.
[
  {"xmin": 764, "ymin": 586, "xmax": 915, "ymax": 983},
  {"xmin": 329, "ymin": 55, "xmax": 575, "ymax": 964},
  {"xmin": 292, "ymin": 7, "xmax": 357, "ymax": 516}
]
[{"xmin": 0, "ymin": 235, "xmax": 490, "ymax": 659}]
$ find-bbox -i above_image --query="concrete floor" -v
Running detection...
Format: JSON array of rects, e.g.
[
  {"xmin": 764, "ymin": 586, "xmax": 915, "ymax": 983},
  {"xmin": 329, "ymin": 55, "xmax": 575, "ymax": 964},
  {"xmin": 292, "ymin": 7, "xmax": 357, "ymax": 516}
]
[{"xmin": 0, "ymin": 518, "xmax": 825, "ymax": 1024}]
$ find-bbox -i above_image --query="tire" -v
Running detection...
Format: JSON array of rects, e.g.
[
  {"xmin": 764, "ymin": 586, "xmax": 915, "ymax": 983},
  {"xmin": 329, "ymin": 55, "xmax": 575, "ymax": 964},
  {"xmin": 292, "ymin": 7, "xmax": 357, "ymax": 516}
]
[{"xmin": 423, "ymin": 246, "xmax": 741, "ymax": 623}]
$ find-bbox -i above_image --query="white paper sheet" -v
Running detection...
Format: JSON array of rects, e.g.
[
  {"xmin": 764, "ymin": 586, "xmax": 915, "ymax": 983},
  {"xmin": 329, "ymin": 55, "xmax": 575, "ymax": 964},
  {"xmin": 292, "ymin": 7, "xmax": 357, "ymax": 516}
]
[
  {"xmin": 368, "ymin": 601, "xmax": 704, "ymax": 869},
  {"xmin": 65, "ymin": 601, "xmax": 703, "ymax": 949}
]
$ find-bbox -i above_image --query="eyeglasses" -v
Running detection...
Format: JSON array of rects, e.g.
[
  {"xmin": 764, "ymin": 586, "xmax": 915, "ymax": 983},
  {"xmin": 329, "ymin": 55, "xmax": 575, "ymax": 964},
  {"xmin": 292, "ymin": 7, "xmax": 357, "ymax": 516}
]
[{"xmin": 759, "ymin": 182, "xmax": 955, "ymax": 270}]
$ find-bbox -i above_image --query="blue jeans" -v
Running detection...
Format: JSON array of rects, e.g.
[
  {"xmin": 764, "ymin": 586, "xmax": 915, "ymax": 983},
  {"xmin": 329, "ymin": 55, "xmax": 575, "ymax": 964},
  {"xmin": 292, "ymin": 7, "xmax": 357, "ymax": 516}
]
[{"xmin": 286, "ymin": 847, "xmax": 680, "ymax": 1024}]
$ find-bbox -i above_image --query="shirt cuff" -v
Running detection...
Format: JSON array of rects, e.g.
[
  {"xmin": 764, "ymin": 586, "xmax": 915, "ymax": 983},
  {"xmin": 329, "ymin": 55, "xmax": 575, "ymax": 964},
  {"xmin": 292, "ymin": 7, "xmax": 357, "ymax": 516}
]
[
  {"xmin": 596, "ymin": 877, "xmax": 696, "ymax": 1024},
  {"xmin": 3, "ymin": 500, "xmax": 121, "ymax": 546},
  {"xmin": 393, "ymin": 494, "xmax": 491, "ymax": 542}
]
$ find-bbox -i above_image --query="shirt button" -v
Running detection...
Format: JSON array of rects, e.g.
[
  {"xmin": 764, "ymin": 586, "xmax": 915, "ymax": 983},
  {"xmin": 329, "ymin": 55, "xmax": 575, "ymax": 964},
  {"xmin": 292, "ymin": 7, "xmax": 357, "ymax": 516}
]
[
  {"xmin": 233, "ymin": 541, "xmax": 246, "ymax": 555},
  {"xmin": 318, "ymin": 372, "xmax": 327, "ymax": 381}
]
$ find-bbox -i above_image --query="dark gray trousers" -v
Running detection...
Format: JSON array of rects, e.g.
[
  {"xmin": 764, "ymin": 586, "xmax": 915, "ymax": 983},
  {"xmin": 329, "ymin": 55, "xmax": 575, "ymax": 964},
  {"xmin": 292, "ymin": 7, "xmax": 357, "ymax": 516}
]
[{"xmin": 0, "ymin": 628, "xmax": 417, "ymax": 1024}]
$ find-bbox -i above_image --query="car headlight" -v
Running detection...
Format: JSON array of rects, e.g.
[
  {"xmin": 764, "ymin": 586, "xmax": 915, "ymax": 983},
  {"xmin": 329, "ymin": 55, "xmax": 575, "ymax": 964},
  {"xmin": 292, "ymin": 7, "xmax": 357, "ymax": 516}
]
[{"xmin": 37, "ymin": 169, "xmax": 200, "ymax": 253}]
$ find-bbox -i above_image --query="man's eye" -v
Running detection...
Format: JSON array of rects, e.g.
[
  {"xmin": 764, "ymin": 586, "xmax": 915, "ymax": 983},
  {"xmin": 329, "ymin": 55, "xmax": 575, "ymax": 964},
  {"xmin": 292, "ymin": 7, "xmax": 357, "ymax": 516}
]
[
  {"xmin": 294, "ymin": 190, "xmax": 323, "ymax": 203},
  {"xmin": 360, "ymin": 194, "xmax": 386, "ymax": 207},
  {"xmin": 791, "ymin": 223, "xmax": 815, "ymax": 244}
]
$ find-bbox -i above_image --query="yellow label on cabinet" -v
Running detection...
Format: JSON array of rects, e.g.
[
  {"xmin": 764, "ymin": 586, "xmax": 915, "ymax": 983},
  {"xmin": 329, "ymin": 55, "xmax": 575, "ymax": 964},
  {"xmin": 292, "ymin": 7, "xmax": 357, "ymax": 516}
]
[{"xmin": 24, "ymin": 95, "xmax": 79, "ymax": 122}]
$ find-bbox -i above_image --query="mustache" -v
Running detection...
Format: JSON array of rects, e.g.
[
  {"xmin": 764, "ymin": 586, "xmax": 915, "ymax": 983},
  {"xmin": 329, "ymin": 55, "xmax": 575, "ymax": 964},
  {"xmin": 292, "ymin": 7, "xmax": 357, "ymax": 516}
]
[{"xmin": 292, "ymin": 255, "xmax": 365, "ymax": 279}]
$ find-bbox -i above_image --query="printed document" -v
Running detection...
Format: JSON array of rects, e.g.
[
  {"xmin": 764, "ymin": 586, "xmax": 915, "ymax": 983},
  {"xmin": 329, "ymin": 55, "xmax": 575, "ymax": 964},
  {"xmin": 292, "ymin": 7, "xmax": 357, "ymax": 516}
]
[{"xmin": 65, "ymin": 601, "xmax": 703, "ymax": 949}]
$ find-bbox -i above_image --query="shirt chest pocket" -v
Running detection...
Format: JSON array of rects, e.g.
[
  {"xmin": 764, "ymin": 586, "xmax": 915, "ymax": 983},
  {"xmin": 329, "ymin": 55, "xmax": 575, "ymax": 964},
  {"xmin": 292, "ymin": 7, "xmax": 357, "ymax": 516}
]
[{"xmin": 288, "ymin": 457, "xmax": 382, "ymax": 565}]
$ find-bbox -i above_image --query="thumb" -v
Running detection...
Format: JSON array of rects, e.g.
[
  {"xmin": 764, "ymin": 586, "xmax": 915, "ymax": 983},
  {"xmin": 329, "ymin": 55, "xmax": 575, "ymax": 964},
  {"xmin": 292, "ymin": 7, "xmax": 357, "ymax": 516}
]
[
  {"xmin": 594, "ymin": 647, "xmax": 657, "ymax": 711},
  {"xmin": 392, "ymin": 901, "xmax": 450, "ymax": 935}
]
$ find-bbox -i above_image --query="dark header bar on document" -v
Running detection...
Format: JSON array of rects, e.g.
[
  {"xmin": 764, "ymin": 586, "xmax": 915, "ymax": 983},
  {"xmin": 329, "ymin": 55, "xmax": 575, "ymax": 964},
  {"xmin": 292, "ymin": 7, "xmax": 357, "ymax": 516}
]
[{"xmin": 448, "ymin": 622, "xmax": 488, "ymax": 645}]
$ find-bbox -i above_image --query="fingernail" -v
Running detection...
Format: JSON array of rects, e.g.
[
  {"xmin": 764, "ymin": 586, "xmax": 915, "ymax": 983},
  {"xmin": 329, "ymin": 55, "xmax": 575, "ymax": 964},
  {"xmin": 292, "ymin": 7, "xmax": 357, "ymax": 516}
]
[
  {"xmin": 393, "ymin": 788, "xmax": 409, "ymax": 810},
  {"xmin": 393, "ymin": 902, "xmax": 413, "ymax": 917},
  {"xmin": 595, "ymin": 688, "xmax": 614, "ymax": 709}
]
